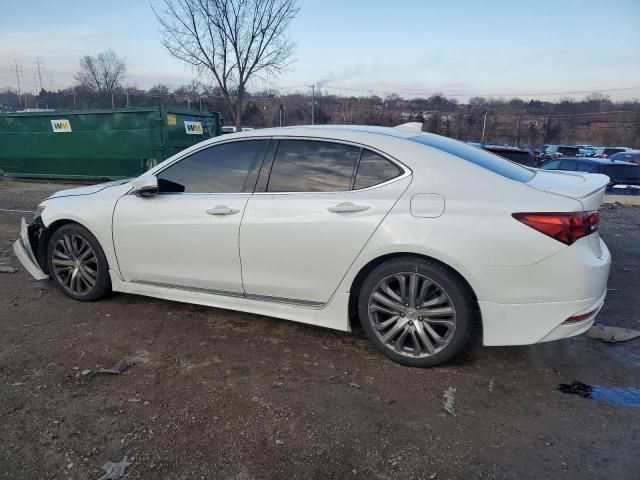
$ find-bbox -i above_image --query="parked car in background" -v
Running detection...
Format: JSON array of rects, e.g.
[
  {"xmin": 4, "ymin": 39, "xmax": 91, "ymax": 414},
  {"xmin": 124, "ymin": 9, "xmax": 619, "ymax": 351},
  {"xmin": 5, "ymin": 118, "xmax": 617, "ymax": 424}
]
[
  {"xmin": 482, "ymin": 144, "xmax": 535, "ymax": 167},
  {"xmin": 538, "ymin": 145, "xmax": 581, "ymax": 162},
  {"xmin": 575, "ymin": 145, "xmax": 595, "ymax": 157},
  {"xmin": 221, "ymin": 126, "xmax": 256, "ymax": 134},
  {"xmin": 13, "ymin": 126, "xmax": 611, "ymax": 368},
  {"xmin": 609, "ymin": 150, "xmax": 640, "ymax": 165},
  {"xmin": 593, "ymin": 146, "xmax": 630, "ymax": 158},
  {"xmin": 540, "ymin": 157, "xmax": 640, "ymax": 192},
  {"xmin": 533, "ymin": 144, "xmax": 550, "ymax": 158}
]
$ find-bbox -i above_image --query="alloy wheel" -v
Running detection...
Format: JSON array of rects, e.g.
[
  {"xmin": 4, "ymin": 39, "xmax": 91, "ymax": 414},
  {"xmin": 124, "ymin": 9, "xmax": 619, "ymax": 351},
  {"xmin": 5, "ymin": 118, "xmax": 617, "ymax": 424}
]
[
  {"xmin": 51, "ymin": 233, "xmax": 99, "ymax": 296},
  {"xmin": 367, "ymin": 272, "xmax": 457, "ymax": 358}
]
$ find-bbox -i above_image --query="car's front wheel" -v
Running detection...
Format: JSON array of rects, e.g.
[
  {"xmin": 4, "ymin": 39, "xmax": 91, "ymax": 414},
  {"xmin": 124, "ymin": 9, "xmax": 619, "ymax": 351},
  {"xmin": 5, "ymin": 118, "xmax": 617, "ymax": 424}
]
[
  {"xmin": 358, "ymin": 257, "xmax": 475, "ymax": 367},
  {"xmin": 47, "ymin": 223, "xmax": 111, "ymax": 301}
]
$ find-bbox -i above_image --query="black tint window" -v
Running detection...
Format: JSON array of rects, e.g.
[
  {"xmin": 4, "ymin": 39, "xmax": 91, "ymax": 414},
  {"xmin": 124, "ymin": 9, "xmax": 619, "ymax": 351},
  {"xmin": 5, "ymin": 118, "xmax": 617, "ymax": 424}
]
[
  {"xmin": 575, "ymin": 162, "xmax": 593, "ymax": 172},
  {"xmin": 157, "ymin": 140, "xmax": 268, "ymax": 193},
  {"xmin": 559, "ymin": 160, "xmax": 578, "ymax": 171},
  {"xmin": 599, "ymin": 165, "xmax": 640, "ymax": 183},
  {"xmin": 561, "ymin": 147, "xmax": 579, "ymax": 156},
  {"xmin": 602, "ymin": 148, "xmax": 619, "ymax": 156},
  {"xmin": 541, "ymin": 160, "xmax": 560, "ymax": 170},
  {"xmin": 267, "ymin": 140, "xmax": 359, "ymax": 192},
  {"xmin": 354, "ymin": 150, "xmax": 402, "ymax": 189},
  {"xmin": 487, "ymin": 150, "xmax": 534, "ymax": 167},
  {"xmin": 409, "ymin": 135, "xmax": 535, "ymax": 182}
]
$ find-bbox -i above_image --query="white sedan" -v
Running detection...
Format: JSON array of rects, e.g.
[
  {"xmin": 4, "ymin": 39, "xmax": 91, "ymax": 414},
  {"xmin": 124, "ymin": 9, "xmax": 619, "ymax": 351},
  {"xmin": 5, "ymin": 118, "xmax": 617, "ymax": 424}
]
[{"xmin": 14, "ymin": 126, "xmax": 611, "ymax": 367}]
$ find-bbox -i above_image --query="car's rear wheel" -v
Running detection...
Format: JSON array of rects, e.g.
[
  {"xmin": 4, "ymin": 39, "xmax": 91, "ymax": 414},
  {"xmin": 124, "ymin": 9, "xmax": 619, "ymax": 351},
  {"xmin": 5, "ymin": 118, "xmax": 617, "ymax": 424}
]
[
  {"xmin": 47, "ymin": 223, "xmax": 111, "ymax": 301},
  {"xmin": 358, "ymin": 257, "xmax": 475, "ymax": 367}
]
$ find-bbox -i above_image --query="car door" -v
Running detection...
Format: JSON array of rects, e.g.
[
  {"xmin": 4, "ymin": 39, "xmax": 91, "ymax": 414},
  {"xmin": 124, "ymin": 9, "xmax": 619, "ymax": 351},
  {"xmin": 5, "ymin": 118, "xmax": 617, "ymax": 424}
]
[
  {"xmin": 113, "ymin": 139, "xmax": 270, "ymax": 293},
  {"xmin": 240, "ymin": 139, "xmax": 411, "ymax": 304}
]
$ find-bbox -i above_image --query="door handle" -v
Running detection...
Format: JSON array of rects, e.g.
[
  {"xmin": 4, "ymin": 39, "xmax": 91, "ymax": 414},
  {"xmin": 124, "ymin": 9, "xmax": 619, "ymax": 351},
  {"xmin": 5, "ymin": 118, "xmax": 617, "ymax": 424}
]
[
  {"xmin": 206, "ymin": 205, "xmax": 240, "ymax": 215},
  {"xmin": 327, "ymin": 202, "xmax": 370, "ymax": 213}
]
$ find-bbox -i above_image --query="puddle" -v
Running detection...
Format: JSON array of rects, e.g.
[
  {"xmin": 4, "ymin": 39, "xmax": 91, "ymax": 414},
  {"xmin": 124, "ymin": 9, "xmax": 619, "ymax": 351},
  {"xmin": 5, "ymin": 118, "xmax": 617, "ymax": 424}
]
[{"xmin": 558, "ymin": 381, "xmax": 640, "ymax": 407}]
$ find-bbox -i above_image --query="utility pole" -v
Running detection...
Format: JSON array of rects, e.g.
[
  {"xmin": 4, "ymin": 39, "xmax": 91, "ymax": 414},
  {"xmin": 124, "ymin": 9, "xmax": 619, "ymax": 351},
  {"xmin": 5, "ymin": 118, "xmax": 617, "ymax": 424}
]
[
  {"xmin": 34, "ymin": 57, "xmax": 44, "ymax": 92},
  {"xmin": 126, "ymin": 88, "xmax": 130, "ymax": 108},
  {"xmin": 111, "ymin": 91, "xmax": 115, "ymax": 109},
  {"xmin": 515, "ymin": 111, "xmax": 522, "ymax": 147},
  {"xmin": 309, "ymin": 84, "xmax": 315, "ymax": 125},
  {"xmin": 199, "ymin": 96, "xmax": 202, "ymax": 112},
  {"xmin": 12, "ymin": 60, "xmax": 23, "ymax": 108},
  {"xmin": 481, "ymin": 111, "xmax": 488, "ymax": 146},
  {"xmin": 73, "ymin": 89, "xmax": 77, "ymax": 110}
]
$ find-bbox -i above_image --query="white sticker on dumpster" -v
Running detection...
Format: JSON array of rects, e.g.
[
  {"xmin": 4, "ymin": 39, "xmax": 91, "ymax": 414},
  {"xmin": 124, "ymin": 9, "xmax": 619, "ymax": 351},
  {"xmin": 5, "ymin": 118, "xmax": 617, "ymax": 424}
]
[
  {"xmin": 184, "ymin": 121, "xmax": 203, "ymax": 135},
  {"xmin": 51, "ymin": 119, "xmax": 72, "ymax": 133}
]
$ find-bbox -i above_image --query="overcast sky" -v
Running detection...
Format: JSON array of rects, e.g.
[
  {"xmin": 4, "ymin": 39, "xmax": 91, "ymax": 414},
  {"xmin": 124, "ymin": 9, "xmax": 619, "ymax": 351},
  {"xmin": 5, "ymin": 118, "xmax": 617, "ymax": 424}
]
[{"xmin": 1, "ymin": 0, "xmax": 639, "ymax": 101}]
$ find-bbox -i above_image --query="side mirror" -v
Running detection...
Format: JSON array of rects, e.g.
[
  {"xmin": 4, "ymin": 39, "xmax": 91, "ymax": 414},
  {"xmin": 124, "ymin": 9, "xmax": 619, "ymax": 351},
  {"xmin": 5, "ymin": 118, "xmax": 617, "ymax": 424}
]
[{"xmin": 131, "ymin": 175, "xmax": 158, "ymax": 197}]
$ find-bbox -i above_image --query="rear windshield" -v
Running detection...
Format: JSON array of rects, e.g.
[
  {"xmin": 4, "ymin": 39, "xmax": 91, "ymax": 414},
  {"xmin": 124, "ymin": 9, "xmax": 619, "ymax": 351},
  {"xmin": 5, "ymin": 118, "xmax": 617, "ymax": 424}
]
[
  {"xmin": 409, "ymin": 135, "xmax": 535, "ymax": 182},
  {"xmin": 485, "ymin": 149, "xmax": 534, "ymax": 167}
]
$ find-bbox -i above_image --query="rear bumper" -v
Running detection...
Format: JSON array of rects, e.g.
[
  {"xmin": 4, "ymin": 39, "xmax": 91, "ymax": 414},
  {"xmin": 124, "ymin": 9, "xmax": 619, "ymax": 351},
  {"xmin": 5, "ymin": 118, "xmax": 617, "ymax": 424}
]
[
  {"xmin": 13, "ymin": 218, "xmax": 49, "ymax": 280},
  {"xmin": 476, "ymin": 237, "xmax": 611, "ymax": 346},
  {"xmin": 479, "ymin": 288, "xmax": 606, "ymax": 345}
]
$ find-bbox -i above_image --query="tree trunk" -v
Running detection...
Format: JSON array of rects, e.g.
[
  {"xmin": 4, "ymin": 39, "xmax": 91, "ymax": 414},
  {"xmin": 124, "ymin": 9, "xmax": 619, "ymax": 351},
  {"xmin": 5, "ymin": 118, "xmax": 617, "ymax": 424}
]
[{"xmin": 235, "ymin": 87, "xmax": 244, "ymax": 130}]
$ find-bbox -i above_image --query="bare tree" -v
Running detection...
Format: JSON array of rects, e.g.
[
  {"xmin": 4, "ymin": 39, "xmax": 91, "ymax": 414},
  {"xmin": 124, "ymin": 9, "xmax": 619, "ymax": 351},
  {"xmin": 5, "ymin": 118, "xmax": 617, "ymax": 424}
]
[
  {"xmin": 154, "ymin": 0, "xmax": 299, "ymax": 128},
  {"xmin": 74, "ymin": 49, "xmax": 127, "ymax": 97}
]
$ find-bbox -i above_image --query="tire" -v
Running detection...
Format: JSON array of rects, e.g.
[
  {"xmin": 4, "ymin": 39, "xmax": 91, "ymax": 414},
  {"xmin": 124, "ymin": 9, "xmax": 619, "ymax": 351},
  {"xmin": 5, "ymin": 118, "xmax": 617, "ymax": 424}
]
[
  {"xmin": 47, "ymin": 223, "xmax": 111, "ymax": 302},
  {"xmin": 357, "ymin": 257, "xmax": 475, "ymax": 368}
]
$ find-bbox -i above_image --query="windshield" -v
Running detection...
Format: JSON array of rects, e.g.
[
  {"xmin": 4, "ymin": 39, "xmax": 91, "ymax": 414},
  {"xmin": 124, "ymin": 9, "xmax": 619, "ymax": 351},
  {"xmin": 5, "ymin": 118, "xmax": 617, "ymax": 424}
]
[{"xmin": 409, "ymin": 134, "xmax": 535, "ymax": 182}]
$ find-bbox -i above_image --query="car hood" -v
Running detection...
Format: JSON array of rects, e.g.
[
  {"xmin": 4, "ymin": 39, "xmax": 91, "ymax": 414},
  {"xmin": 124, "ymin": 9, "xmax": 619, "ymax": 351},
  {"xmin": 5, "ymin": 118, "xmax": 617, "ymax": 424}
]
[{"xmin": 46, "ymin": 179, "xmax": 132, "ymax": 199}]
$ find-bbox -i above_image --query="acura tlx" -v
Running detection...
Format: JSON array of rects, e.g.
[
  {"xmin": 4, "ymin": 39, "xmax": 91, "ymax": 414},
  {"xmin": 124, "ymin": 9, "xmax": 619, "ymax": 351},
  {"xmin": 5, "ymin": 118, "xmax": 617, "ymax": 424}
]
[{"xmin": 14, "ymin": 125, "xmax": 611, "ymax": 367}]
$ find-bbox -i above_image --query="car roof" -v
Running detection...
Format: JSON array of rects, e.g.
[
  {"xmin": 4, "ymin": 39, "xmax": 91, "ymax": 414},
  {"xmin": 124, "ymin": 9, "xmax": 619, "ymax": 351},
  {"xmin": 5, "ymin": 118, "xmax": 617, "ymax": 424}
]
[{"xmin": 252, "ymin": 124, "xmax": 420, "ymax": 139}]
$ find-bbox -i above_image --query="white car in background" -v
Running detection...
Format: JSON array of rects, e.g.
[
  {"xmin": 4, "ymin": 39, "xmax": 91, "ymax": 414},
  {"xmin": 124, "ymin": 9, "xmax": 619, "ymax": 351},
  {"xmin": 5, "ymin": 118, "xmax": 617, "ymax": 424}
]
[{"xmin": 14, "ymin": 126, "xmax": 611, "ymax": 367}]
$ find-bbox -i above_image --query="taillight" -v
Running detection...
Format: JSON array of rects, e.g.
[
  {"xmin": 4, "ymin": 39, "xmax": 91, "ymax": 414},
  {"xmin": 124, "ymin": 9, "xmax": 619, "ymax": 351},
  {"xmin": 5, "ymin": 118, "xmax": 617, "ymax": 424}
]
[
  {"xmin": 512, "ymin": 211, "xmax": 599, "ymax": 245},
  {"xmin": 564, "ymin": 307, "xmax": 599, "ymax": 323}
]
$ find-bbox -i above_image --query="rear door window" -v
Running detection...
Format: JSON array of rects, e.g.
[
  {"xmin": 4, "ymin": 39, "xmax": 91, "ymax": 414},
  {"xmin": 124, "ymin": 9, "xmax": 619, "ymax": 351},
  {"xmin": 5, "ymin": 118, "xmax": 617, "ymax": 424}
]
[
  {"xmin": 541, "ymin": 160, "xmax": 560, "ymax": 170},
  {"xmin": 559, "ymin": 160, "xmax": 578, "ymax": 171},
  {"xmin": 267, "ymin": 140, "xmax": 359, "ymax": 192},
  {"xmin": 574, "ymin": 162, "xmax": 594, "ymax": 172},
  {"xmin": 353, "ymin": 150, "xmax": 402, "ymax": 189}
]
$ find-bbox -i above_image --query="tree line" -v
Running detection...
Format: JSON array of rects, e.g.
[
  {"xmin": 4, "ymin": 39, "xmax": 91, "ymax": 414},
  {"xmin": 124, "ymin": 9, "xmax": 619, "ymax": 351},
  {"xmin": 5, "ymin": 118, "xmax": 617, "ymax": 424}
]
[{"xmin": 1, "ymin": 0, "xmax": 638, "ymax": 147}]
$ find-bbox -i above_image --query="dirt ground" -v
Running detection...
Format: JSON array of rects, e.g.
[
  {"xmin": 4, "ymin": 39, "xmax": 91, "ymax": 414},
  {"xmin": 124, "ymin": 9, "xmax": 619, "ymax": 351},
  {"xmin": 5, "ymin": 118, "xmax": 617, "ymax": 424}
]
[{"xmin": 1, "ymin": 179, "xmax": 639, "ymax": 480}]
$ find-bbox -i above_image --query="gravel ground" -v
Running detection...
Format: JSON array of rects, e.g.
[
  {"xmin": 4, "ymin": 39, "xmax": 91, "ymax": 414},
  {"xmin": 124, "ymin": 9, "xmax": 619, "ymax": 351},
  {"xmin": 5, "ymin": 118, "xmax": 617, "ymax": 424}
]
[{"xmin": 1, "ymin": 179, "xmax": 639, "ymax": 480}]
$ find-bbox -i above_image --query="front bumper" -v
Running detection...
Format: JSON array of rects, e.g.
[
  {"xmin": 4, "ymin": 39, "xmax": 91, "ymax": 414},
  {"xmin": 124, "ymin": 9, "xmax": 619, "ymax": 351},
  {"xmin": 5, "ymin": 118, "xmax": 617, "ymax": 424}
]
[{"xmin": 13, "ymin": 218, "xmax": 49, "ymax": 280}]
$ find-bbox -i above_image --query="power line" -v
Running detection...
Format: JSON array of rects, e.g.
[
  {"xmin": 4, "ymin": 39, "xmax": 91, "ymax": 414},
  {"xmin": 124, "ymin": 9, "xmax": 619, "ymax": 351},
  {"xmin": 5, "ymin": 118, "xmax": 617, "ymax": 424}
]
[
  {"xmin": 316, "ymin": 84, "xmax": 640, "ymax": 98},
  {"xmin": 34, "ymin": 57, "xmax": 44, "ymax": 91}
]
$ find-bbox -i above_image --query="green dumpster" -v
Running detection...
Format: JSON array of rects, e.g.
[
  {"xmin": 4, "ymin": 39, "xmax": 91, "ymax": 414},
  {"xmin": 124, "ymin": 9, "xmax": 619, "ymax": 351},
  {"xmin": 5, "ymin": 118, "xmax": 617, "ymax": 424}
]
[{"xmin": 0, "ymin": 107, "xmax": 222, "ymax": 180}]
